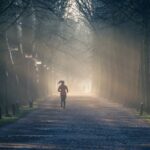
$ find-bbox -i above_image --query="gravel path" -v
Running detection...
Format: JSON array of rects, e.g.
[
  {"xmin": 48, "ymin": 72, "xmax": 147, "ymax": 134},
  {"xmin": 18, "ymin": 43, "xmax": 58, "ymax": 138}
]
[{"xmin": 0, "ymin": 96, "xmax": 150, "ymax": 150}]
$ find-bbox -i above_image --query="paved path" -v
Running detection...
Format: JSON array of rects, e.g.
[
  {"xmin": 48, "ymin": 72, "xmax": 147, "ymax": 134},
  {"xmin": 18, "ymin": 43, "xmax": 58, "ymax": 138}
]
[{"xmin": 0, "ymin": 96, "xmax": 150, "ymax": 150}]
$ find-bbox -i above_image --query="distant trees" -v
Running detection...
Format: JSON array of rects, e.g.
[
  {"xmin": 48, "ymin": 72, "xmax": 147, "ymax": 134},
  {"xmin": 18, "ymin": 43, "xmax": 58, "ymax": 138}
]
[{"xmin": 1, "ymin": 0, "xmax": 150, "ymax": 115}]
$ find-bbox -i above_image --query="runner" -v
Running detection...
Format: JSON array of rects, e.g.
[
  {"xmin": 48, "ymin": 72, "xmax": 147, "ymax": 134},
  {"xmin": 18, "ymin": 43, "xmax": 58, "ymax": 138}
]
[{"xmin": 58, "ymin": 80, "xmax": 68, "ymax": 109}]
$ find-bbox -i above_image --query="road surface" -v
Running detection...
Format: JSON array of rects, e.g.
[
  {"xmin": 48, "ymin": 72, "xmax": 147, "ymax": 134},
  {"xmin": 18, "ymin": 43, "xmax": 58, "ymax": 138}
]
[{"xmin": 0, "ymin": 96, "xmax": 150, "ymax": 150}]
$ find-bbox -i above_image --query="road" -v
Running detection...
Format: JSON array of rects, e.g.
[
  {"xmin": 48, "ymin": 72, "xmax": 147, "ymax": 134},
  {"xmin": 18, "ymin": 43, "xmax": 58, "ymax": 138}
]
[{"xmin": 0, "ymin": 96, "xmax": 150, "ymax": 150}]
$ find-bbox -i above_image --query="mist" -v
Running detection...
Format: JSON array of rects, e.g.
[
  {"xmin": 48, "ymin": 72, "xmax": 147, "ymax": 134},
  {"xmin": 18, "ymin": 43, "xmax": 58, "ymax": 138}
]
[
  {"xmin": 0, "ymin": 0, "xmax": 150, "ymax": 115},
  {"xmin": 1, "ymin": 1, "xmax": 150, "ymax": 149}
]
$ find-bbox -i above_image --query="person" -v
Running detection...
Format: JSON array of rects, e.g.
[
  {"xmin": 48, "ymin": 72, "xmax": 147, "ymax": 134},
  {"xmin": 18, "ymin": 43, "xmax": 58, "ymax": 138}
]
[{"xmin": 58, "ymin": 80, "xmax": 68, "ymax": 109}]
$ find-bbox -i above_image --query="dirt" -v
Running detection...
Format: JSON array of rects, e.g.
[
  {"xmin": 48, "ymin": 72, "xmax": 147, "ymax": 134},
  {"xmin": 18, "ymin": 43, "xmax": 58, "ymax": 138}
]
[{"xmin": 0, "ymin": 96, "xmax": 150, "ymax": 150}]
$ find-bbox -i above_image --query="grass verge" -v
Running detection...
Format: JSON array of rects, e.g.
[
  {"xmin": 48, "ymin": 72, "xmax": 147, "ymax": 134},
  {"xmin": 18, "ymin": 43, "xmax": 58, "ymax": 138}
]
[{"xmin": 0, "ymin": 105, "xmax": 37, "ymax": 127}]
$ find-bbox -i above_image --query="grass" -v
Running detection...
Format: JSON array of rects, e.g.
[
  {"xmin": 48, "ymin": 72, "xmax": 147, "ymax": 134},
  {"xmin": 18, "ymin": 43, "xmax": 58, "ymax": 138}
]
[
  {"xmin": 0, "ymin": 116, "xmax": 18, "ymax": 126},
  {"xmin": 0, "ymin": 104, "xmax": 37, "ymax": 127},
  {"xmin": 140, "ymin": 113, "xmax": 150, "ymax": 123}
]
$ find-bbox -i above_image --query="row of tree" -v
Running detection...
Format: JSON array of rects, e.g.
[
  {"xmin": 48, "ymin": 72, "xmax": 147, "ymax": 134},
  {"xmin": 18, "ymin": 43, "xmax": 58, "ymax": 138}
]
[
  {"xmin": 0, "ymin": 0, "xmax": 69, "ymax": 117},
  {"xmin": 0, "ymin": 0, "xmax": 150, "ymax": 115},
  {"xmin": 76, "ymin": 0, "xmax": 150, "ymax": 111}
]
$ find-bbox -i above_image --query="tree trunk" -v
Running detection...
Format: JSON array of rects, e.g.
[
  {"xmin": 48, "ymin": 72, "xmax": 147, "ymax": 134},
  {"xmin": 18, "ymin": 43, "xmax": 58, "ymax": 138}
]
[{"xmin": 142, "ymin": 17, "xmax": 150, "ymax": 112}]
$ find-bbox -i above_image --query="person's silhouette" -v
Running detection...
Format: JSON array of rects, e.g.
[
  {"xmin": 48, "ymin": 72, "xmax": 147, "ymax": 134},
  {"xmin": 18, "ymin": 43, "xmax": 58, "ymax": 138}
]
[{"xmin": 58, "ymin": 81, "xmax": 68, "ymax": 109}]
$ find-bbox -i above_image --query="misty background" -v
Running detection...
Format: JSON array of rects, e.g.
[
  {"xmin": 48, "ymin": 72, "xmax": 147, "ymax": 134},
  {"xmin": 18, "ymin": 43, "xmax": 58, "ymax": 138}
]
[{"xmin": 0, "ymin": 0, "xmax": 150, "ymax": 116}]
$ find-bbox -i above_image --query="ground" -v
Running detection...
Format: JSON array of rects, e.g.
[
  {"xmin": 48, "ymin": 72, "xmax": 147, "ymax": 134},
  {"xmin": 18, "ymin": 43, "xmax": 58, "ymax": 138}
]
[{"xmin": 0, "ymin": 96, "xmax": 150, "ymax": 150}]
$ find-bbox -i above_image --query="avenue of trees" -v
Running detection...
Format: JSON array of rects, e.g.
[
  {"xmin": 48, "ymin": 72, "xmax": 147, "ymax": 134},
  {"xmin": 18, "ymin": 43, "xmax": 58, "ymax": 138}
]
[
  {"xmin": 77, "ymin": 0, "xmax": 150, "ymax": 111},
  {"xmin": 0, "ymin": 0, "xmax": 150, "ymax": 118},
  {"xmin": 0, "ymin": 0, "xmax": 68, "ymax": 117}
]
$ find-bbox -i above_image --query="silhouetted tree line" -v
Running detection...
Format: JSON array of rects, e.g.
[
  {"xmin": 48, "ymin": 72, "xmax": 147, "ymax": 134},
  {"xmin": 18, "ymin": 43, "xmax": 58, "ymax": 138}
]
[
  {"xmin": 0, "ymin": 0, "xmax": 68, "ymax": 118},
  {"xmin": 76, "ymin": 0, "xmax": 150, "ymax": 112},
  {"xmin": 1, "ymin": 0, "xmax": 150, "ymax": 117}
]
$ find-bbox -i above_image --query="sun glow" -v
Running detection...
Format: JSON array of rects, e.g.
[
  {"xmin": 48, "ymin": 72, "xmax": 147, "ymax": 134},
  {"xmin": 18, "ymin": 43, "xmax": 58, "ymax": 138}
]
[
  {"xmin": 64, "ymin": 0, "xmax": 81, "ymax": 22},
  {"xmin": 47, "ymin": 0, "xmax": 94, "ymax": 97}
]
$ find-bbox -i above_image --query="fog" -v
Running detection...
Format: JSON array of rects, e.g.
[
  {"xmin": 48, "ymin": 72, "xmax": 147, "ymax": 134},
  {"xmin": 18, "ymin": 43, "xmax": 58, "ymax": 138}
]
[
  {"xmin": 44, "ymin": 0, "xmax": 94, "ymax": 96},
  {"xmin": 44, "ymin": 0, "xmax": 141, "ymax": 106},
  {"xmin": 0, "ymin": 0, "xmax": 149, "ymax": 113}
]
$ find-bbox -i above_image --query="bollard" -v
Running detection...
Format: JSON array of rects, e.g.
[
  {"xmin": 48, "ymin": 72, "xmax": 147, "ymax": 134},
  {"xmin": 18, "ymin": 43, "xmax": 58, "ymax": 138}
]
[
  {"xmin": 12, "ymin": 104, "xmax": 16, "ymax": 116},
  {"xmin": 140, "ymin": 102, "xmax": 144, "ymax": 116},
  {"xmin": 0, "ymin": 107, "xmax": 1, "ymax": 119},
  {"xmin": 5, "ymin": 106, "xmax": 9, "ymax": 117},
  {"xmin": 16, "ymin": 103, "xmax": 20, "ymax": 113},
  {"xmin": 29, "ymin": 100, "xmax": 33, "ymax": 108}
]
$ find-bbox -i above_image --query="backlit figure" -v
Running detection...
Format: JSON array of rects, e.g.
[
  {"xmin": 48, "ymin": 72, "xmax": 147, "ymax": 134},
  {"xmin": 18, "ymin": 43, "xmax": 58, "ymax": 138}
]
[{"xmin": 58, "ymin": 81, "xmax": 68, "ymax": 109}]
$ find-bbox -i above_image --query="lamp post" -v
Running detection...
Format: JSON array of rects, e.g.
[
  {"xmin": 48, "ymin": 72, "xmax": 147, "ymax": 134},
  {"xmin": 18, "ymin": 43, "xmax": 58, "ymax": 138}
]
[
  {"xmin": 25, "ymin": 54, "xmax": 33, "ymax": 107},
  {"xmin": 25, "ymin": 55, "xmax": 42, "ymax": 107},
  {"xmin": 35, "ymin": 60, "xmax": 42, "ymax": 99},
  {"xmin": 5, "ymin": 71, "xmax": 9, "ymax": 116},
  {"xmin": 43, "ymin": 64, "xmax": 48, "ymax": 97},
  {"xmin": 46, "ymin": 66, "xmax": 50, "ymax": 96},
  {"xmin": 0, "ymin": 107, "xmax": 1, "ymax": 119},
  {"xmin": 40, "ymin": 64, "xmax": 50, "ymax": 97}
]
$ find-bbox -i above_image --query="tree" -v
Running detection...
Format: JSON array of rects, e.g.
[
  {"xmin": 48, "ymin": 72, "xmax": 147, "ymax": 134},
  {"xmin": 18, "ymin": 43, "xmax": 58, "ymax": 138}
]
[
  {"xmin": 0, "ymin": 0, "xmax": 70, "ymax": 116},
  {"xmin": 76, "ymin": 0, "xmax": 150, "ymax": 110}
]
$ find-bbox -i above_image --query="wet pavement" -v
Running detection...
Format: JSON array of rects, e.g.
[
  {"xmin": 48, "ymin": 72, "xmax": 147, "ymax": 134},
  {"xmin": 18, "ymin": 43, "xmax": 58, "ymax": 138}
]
[{"xmin": 0, "ymin": 96, "xmax": 150, "ymax": 150}]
